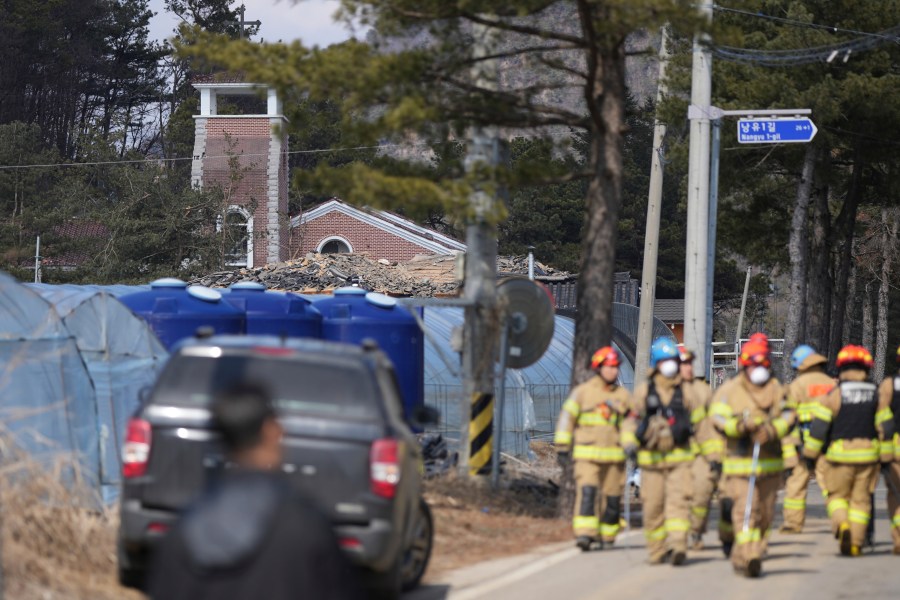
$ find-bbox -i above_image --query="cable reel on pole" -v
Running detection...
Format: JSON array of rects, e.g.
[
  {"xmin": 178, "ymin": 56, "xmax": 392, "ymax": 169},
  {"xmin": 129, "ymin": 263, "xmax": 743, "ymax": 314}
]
[{"xmin": 491, "ymin": 276, "xmax": 556, "ymax": 487}]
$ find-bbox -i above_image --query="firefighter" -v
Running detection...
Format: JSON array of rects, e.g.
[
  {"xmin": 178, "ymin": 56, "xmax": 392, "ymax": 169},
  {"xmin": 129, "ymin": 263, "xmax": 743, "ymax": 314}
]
[
  {"xmin": 780, "ymin": 344, "xmax": 835, "ymax": 533},
  {"xmin": 623, "ymin": 338, "xmax": 704, "ymax": 565},
  {"xmin": 555, "ymin": 346, "xmax": 632, "ymax": 551},
  {"xmin": 805, "ymin": 345, "xmax": 895, "ymax": 556},
  {"xmin": 681, "ymin": 346, "xmax": 723, "ymax": 550},
  {"xmin": 877, "ymin": 345, "xmax": 900, "ymax": 555},
  {"xmin": 710, "ymin": 333, "xmax": 793, "ymax": 577}
]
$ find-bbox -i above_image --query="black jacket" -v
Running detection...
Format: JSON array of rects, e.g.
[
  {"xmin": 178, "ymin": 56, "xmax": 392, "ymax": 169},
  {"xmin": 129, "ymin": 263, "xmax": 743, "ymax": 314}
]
[{"xmin": 148, "ymin": 469, "xmax": 362, "ymax": 600}]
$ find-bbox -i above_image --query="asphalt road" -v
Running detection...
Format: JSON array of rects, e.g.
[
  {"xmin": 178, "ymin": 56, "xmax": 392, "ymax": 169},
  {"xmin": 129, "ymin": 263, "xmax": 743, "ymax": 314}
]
[{"xmin": 407, "ymin": 478, "xmax": 899, "ymax": 600}]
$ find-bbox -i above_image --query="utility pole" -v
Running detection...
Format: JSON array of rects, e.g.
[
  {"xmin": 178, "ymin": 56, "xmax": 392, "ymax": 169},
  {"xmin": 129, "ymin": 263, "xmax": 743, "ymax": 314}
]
[
  {"xmin": 635, "ymin": 26, "xmax": 670, "ymax": 384},
  {"xmin": 684, "ymin": 4, "xmax": 714, "ymax": 375},
  {"xmin": 33, "ymin": 236, "xmax": 41, "ymax": 284},
  {"xmin": 460, "ymin": 21, "xmax": 500, "ymax": 478},
  {"xmin": 705, "ymin": 119, "xmax": 721, "ymax": 379}
]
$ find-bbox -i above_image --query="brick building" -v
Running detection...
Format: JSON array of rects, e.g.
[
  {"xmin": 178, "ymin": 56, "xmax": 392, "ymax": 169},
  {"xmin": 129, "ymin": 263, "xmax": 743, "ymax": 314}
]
[
  {"xmin": 191, "ymin": 79, "xmax": 289, "ymax": 268},
  {"xmin": 290, "ymin": 199, "xmax": 465, "ymax": 262}
]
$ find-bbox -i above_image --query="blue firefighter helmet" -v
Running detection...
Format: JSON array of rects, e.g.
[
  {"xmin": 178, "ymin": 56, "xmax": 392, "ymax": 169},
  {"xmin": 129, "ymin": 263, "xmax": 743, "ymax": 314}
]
[
  {"xmin": 790, "ymin": 344, "xmax": 816, "ymax": 370},
  {"xmin": 650, "ymin": 338, "xmax": 679, "ymax": 368}
]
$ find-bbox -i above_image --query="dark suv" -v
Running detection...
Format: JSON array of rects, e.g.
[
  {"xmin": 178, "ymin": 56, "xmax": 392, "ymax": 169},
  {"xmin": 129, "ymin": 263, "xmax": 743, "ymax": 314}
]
[{"xmin": 118, "ymin": 335, "xmax": 435, "ymax": 598}]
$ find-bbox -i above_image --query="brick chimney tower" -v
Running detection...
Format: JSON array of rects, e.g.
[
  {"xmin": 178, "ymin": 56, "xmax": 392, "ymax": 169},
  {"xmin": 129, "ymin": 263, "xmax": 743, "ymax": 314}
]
[{"xmin": 190, "ymin": 80, "xmax": 288, "ymax": 267}]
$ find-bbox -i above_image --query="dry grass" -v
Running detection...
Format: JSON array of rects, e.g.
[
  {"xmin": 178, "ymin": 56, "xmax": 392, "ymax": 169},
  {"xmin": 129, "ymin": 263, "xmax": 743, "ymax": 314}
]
[
  {"xmin": 423, "ymin": 442, "xmax": 570, "ymax": 578},
  {"xmin": 0, "ymin": 452, "xmax": 142, "ymax": 600}
]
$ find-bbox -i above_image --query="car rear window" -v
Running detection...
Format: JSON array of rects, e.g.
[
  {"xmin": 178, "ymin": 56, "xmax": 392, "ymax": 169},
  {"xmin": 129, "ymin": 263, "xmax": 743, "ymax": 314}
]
[{"xmin": 152, "ymin": 353, "xmax": 380, "ymax": 419}]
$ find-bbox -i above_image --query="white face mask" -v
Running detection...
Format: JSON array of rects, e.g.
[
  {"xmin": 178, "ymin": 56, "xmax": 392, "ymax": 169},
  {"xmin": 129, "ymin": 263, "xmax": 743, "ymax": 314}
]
[
  {"xmin": 748, "ymin": 366, "xmax": 771, "ymax": 386},
  {"xmin": 658, "ymin": 360, "xmax": 679, "ymax": 378}
]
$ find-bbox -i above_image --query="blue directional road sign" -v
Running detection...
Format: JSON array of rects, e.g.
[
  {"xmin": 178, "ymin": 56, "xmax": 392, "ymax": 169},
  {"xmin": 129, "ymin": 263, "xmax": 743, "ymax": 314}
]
[{"xmin": 736, "ymin": 117, "xmax": 818, "ymax": 144}]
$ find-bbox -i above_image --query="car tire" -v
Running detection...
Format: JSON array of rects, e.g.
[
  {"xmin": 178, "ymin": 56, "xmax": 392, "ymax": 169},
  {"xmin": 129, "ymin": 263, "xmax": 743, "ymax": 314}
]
[
  {"xmin": 400, "ymin": 498, "xmax": 434, "ymax": 591},
  {"xmin": 367, "ymin": 557, "xmax": 402, "ymax": 600}
]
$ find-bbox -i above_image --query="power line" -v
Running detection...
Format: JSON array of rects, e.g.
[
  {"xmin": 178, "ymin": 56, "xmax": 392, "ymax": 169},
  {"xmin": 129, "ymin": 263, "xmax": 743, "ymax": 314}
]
[{"xmin": 713, "ymin": 4, "xmax": 900, "ymax": 43}]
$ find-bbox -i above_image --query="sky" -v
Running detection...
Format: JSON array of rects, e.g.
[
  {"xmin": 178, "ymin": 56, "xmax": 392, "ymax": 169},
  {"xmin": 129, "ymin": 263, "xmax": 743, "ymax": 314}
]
[{"xmin": 147, "ymin": 0, "xmax": 359, "ymax": 48}]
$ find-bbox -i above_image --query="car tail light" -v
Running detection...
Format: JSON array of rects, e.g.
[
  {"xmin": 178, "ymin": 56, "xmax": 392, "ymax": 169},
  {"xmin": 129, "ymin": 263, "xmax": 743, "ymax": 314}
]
[
  {"xmin": 370, "ymin": 438, "xmax": 401, "ymax": 499},
  {"xmin": 146, "ymin": 522, "xmax": 169, "ymax": 534},
  {"xmin": 339, "ymin": 537, "xmax": 362, "ymax": 550},
  {"xmin": 123, "ymin": 418, "xmax": 152, "ymax": 478}
]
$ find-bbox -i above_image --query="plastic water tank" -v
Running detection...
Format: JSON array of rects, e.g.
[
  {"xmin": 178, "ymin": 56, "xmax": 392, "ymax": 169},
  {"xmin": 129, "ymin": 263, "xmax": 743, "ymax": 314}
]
[
  {"xmin": 314, "ymin": 287, "xmax": 424, "ymax": 419},
  {"xmin": 222, "ymin": 282, "xmax": 322, "ymax": 339},
  {"xmin": 118, "ymin": 278, "xmax": 245, "ymax": 349}
]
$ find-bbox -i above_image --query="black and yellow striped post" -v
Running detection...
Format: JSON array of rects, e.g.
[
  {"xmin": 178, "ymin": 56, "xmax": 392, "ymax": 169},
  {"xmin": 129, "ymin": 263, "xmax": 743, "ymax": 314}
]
[{"xmin": 469, "ymin": 392, "xmax": 494, "ymax": 475}]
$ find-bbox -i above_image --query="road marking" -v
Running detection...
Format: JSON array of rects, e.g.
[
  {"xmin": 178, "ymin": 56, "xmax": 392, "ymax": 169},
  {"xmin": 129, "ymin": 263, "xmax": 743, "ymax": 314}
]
[{"xmin": 448, "ymin": 531, "xmax": 642, "ymax": 600}]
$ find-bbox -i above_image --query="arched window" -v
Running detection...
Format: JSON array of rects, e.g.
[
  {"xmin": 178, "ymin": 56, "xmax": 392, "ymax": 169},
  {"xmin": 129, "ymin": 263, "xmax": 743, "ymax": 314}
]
[
  {"xmin": 317, "ymin": 236, "xmax": 352, "ymax": 254},
  {"xmin": 224, "ymin": 207, "xmax": 253, "ymax": 267}
]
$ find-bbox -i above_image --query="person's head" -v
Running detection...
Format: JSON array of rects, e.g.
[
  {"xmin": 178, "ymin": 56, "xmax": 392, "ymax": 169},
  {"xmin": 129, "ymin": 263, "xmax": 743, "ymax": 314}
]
[
  {"xmin": 591, "ymin": 346, "xmax": 620, "ymax": 384},
  {"xmin": 895, "ymin": 345, "xmax": 900, "ymax": 370},
  {"xmin": 790, "ymin": 344, "xmax": 815, "ymax": 372},
  {"xmin": 678, "ymin": 345, "xmax": 695, "ymax": 380},
  {"xmin": 650, "ymin": 338, "xmax": 680, "ymax": 379},
  {"xmin": 835, "ymin": 345, "xmax": 874, "ymax": 376},
  {"xmin": 739, "ymin": 333, "xmax": 771, "ymax": 386},
  {"xmin": 212, "ymin": 382, "xmax": 282, "ymax": 470}
]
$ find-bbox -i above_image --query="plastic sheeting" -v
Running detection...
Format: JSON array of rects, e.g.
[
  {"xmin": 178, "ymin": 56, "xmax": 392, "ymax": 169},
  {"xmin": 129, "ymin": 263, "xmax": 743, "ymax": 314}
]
[
  {"xmin": 27, "ymin": 284, "xmax": 167, "ymax": 503},
  {"xmin": 420, "ymin": 304, "xmax": 675, "ymax": 457}
]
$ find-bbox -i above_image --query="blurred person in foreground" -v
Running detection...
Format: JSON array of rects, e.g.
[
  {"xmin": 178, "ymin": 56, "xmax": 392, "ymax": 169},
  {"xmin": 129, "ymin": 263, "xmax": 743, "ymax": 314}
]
[{"xmin": 148, "ymin": 382, "xmax": 361, "ymax": 600}]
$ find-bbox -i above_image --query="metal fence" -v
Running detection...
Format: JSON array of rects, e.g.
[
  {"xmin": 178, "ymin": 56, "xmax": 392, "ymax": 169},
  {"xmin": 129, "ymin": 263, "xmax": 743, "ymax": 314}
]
[{"xmin": 710, "ymin": 338, "xmax": 786, "ymax": 390}]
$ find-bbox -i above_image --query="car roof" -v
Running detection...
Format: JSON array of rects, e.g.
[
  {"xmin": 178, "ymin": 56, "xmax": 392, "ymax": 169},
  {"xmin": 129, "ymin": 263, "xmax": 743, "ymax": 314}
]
[{"xmin": 172, "ymin": 334, "xmax": 380, "ymax": 362}]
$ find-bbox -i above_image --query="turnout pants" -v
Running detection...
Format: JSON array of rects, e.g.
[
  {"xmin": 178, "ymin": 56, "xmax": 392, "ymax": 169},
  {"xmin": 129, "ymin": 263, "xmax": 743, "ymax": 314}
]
[
  {"xmin": 884, "ymin": 461, "xmax": 900, "ymax": 553},
  {"xmin": 825, "ymin": 462, "xmax": 878, "ymax": 549},
  {"xmin": 690, "ymin": 457, "xmax": 718, "ymax": 536},
  {"xmin": 573, "ymin": 460, "xmax": 625, "ymax": 542},
  {"xmin": 728, "ymin": 474, "xmax": 779, "ymax": 571},
  {"xmin": 641, "ymin": 461, "xmax": 692, "ymax": 562},
  {"xmin": 782, "ymin": 455, "xmax": 829, "ymax": 531}
]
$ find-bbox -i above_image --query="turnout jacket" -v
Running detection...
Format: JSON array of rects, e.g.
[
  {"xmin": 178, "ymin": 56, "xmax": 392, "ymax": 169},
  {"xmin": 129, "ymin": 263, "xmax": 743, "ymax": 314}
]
[
  {"xmin": 687, "ymin": 378, "xmax": 724, "ymax": 463},
  {"xmin": 710, "ymin": 373, "xmax": 793, "ymax": 477},
  {"xmin": 624, "ymin": 373, "xmax": 705, "ymax": 470},
  {"xmin": 782, "ymin": 355, "xmax": 835, "ymax": 466},
  {"xmin": 554, "ymin": 375, "xmax": 631, "ymax": 463},
  {"xmin": 804, "ymin": 368, "xmax": 894, "ymax": 465},
  {"xmin": 877, "ymin": 373, "xmax": 900, "ymax": 462}
]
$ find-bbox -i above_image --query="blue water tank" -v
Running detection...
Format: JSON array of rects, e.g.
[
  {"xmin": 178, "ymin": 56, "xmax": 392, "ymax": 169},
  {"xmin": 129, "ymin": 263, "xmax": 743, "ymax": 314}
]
[
  {"xmin": 314, "ymin": 287, "xmax": 424, "ymax": 419},
  {"xmin": 119, "ymin": 278, "xmax": 245, "ymax": 349},
  {"xmin": 222, "ymin": 282, "xmax": 322, "ymax": 339}
]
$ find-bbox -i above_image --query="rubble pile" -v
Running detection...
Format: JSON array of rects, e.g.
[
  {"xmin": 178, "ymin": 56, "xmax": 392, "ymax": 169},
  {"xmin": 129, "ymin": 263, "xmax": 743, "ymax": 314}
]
[{"xmin": 190, "ymin": 253, "xmax": 572, "ymax": 296}]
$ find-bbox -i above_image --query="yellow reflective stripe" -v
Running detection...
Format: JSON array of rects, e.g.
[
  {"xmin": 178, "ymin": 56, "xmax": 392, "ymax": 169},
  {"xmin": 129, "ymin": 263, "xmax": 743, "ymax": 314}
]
[
  {"xmin": 796, "ymin": 402, "xmax": 815, "ymax": 422},
  {"xmin": 809, "ymin": 404, "xmax": 833, "ymax": 422},
  {"xmin": 827, "ymin": 499, "xmax": 849, "ymax": 517},
  {"xmin": 849, "ymin": 509, "xmax": 870, "ymax": 525},
  {"xmin": 621, "ymin": 431, "xmax": 639, "ymax": 447},
  {"xmin": 691, "ymin": 407, "xmax": 706, "ymax": 425},
  {"xmin": 881, "ymin": 439, "xmax": 894, "ymax": 458},
  {"xmin": 690, "ymin": 440, "xmax": 701, "ymax": 454},
  {"xmin": 736, "ymin": 528, "xmax": 761, "ymax": 544},
  {"xmin": 563, "ymin": 399, "xmax": 581, "ymax": 417},
  {"xmin": 783, "ymin": 498, "xmax": 806, "ymax": 510},
  {"xmin": 805, "ymin": 437, "xmax": 824, "ymax": 452},
  {"xmin": 599, "ymin": 523, "xmax": 620, "ymax": 537},
  {"xmin": 876, "ymin": 407, "xmax": 893, "ymax": 426},
  {"xmin": 645, "ymin": 526, "xmax": 666, "ymax": 541},
  {"xmin": 573, "ymin": 515, "xmax": 599, "ymax": 530},
  {"xmin": 710, "ymin": 402, "xmax": 733, "ymax": 418},
  {"xmin": 554, "ymin": 431, "xmax": 573, "ymax": 445},
  {"xmin": 723, "ymin": 418, "xmax": 740, "ymax": 437},
  {"xmin": 577, "ymin": 413, "xmax": 615, "ymax": 426},
  {"xmin": 892, "ymin": 515, "xmax": 900, "ymax": 528},
  {"xmin": 573, "ymin": 445, "xmax": 626, "ymax": 462},
  {"xmin": 666, "ymin": 518, "xmax": 690, "ymax": 532},
  {"xmin": 782, "ymin": 444, "xmax": 798, "ymax": 459},
  {"xmin": 723, "ymin": 457, "xmax": 784, "ymax": 476},
  {"xmin": 772, "ymin": 417, "xmax": 790, "ymax": 438},
  {"xmin": 637, "ymin": 447, "xmax": 695, "ymax": 466},
  {"xmin": 825, "ymin": 439, "xmax": 879, "ymax": 464},
  {"xmin": 701, "ymin": 438, "xmax": 725, "ymax": 456},
  {"xmin": 691, "ymin": 506, "xmax": 708, "ymax": 518}
]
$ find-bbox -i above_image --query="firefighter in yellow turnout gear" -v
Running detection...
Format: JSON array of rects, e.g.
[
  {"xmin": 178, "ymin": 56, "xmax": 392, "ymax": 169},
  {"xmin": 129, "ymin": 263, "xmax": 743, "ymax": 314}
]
[
  {"xmin": 711, "ymin": 334, "xmax": 793, "ymax": 578},
  {"xmin": 680, "ymin": 346, "xmax": 723, "ymax": 550},
  {"xmin": 555, "ymin": 346, "xmax": 632, "ymax": 551},
  {"xmin": 624, "ymin": 338, "xmax": 705, "ymax": 565},
  {"xmin": 780, "ymin": 345, "xmax": 835, "ymax": 533},
  {"xmin": 877, "ymin": 344, "xmax": 900, "ymax": 555},
  {"xmin": 804, "ymin": 345, "xmax": 894, "ymax": 557}
]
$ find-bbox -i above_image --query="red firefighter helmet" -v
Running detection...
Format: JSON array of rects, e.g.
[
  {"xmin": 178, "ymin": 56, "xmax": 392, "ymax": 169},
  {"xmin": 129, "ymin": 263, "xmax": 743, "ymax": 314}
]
[
  {"xmin": 677, "ymin": 344, "xmax": 695, "ymax": 363},
  {"xmin": 836, "ymin": 345, "xmax": 874, "ymax": 370},
  {"xmin": 739, "ymin": 339, "xmax": 771, "ymax": 368},
  {"xmin": 591, "ymin": 346, "xmax": 620, "ymax": 369}
]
